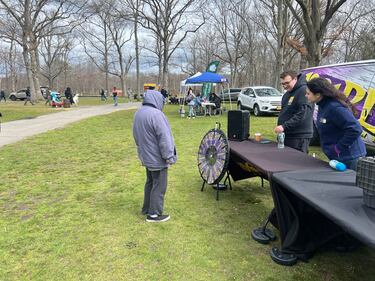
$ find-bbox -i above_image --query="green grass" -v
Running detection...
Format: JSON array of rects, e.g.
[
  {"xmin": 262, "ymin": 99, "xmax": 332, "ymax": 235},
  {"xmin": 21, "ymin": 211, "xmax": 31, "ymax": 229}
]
[
  {"xmin": 0, "ymin": 96, "xmax": 132, "ymax": 122},
  {"xmin": 0, "ymin": 104, "xmax": 373, "ymax": 280}
]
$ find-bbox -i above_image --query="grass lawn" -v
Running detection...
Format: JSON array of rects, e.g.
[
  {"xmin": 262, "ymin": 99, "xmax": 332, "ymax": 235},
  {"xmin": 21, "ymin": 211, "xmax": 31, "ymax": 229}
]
[
  {"xmin": 0, "ymin": 96, "xmax": 132, "ymax": 122},
  {"xmin": 0, "ymin": 104, "xmax": 374, "ymax": 280}
]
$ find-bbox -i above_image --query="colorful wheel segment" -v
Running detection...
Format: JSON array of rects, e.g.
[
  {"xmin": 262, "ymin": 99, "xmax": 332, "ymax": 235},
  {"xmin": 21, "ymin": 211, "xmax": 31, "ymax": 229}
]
[{"xmin": 197, "ymin": 128, "xmax": 230, "ymax": 185}]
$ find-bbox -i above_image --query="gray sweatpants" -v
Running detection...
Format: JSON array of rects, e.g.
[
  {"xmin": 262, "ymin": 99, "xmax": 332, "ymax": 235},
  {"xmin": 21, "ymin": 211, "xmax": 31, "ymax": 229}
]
[{"xmin": 142, "ymin": 168, "xmax": 168, "ymax": 216}]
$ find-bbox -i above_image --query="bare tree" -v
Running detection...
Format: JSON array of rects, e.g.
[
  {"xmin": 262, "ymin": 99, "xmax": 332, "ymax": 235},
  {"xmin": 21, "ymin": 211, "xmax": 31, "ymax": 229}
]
[
  {"xmin": 0, "ymin": 0, "xmax": 85, "ymax": 100},
  {"xmin": 39, "ymin": 30, "xmax": 73, "ymax": 89},
  {"xmin": 107, "ymin": 15, "xmax": 135, "ymax": 99},
  {"xmin": 254, "ymin": 0, "xmax": 289, "ymax": 89},
  {"xmin": 284, "ymin": 0, "xmax": 358, "ymax": 67},
  {"xmin": 80, "ymin": 0, "xmax": 113, "ymax": 95},
  {"xmin": 179, "ymin": 27, "xmax": 220, "ymax": 75},
  {"xmin": 137, "ymin": 0, "xmax": 206, "ymax": 90},
  {"xmin": 208, "ymin": 0, "xmax": 247, "ymax": 87},
  {"xmin": 121, "ymin": 0, "xmax": 142, "ymax": 99},
  {"xmin": 0, "ymin": 30, "xmax": 22, "ymax": 92}
]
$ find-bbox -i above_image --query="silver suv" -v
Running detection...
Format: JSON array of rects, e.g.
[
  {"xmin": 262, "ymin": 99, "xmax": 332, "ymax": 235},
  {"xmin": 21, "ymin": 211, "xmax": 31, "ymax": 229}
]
[
  {"xmin": 237, "ymin": 86, "xmax": 282, "ymax": 116},
  {"xmin": 9, "ymin": 87, "xmax": 49, "ymax": 101}
]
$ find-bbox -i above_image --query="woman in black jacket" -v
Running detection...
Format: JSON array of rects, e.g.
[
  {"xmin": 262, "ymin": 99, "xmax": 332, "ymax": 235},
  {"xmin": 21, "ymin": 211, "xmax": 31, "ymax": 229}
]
[{"xmin": 64, "ymin": 87, "xmax": 74, "ymax": 104}]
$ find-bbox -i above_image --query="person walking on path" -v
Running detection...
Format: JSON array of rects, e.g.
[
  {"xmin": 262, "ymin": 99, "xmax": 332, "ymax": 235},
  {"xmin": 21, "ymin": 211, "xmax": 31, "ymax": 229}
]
[
  {"xmin": 274, "ymin": 70, "xmax": 314, "ymax": 153},
  {"xmin": 44, "ymin": 89, "xmax": 52, "ymax": 106},
  {"xmin": 112, "ymin": 87, "xmax": 118, "ymax": 106},
  {"xmin": 133, "ymin": 87, "xmax": 177, "ymax": 222},
  {"xmin": 24, "ymin": 87, "xmax": 34, "ymax": 105},
  {"xmin": 0, "ymin": 90, "xmax": 6, "ymax": 102},
  {"xmin": 100, "ymin": 88, "xmax": 107, "ymax": 101},
  {"xmin": 306, "ymin": 77, "xmax": 366, "ymax": 170},
  {"xmin": 127, "ymin": 88, "xmax": 132, "ymax": 102}
]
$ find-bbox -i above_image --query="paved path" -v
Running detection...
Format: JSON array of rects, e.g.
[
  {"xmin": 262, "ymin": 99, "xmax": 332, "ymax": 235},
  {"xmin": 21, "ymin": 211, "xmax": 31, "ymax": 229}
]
[{"xmin": 0, "ymin": 102, "xmax": 141, "ymax": 148}]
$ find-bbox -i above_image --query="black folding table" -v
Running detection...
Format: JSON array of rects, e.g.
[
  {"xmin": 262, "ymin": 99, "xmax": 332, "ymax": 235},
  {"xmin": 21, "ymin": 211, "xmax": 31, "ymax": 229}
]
[{"xmin": 228, "ymin": 139, "xmax": 375, "ymax": 265}]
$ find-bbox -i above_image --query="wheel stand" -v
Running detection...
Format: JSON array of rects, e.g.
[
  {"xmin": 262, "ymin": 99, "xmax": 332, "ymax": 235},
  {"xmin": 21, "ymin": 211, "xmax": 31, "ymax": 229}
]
[
  {"xmin": 201, "ymin": 171, "xmax": 232, "ymax": 200},
  {"xmin": 270, "ymin": 247, "xmax": 298, "ymax": 266},
  {"xmin": 251, "ymin": 209, "xmax": 298, "ymax": 266},
  {"xmin": 251, "ymin": 211, "xmax": 277, "ymax": 244}
]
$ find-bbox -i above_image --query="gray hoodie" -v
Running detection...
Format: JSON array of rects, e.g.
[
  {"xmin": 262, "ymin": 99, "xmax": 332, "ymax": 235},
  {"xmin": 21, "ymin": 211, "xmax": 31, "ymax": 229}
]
[{"xmin": 133, "ymin": 90, "xmax": 177, "ymax": 170}]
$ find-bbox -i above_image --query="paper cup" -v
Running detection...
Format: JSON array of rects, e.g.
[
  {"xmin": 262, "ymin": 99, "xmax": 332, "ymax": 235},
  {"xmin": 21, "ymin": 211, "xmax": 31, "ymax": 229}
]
[{"xmin": 255, "ymin": 133, "xmax": 262, "ymax": 141}]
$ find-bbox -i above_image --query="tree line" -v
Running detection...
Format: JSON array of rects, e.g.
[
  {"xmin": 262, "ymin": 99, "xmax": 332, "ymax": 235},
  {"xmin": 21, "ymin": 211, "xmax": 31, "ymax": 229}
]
[{"xmin": 0, "ymin": 0, "xmax": 374, "ymax": 100}]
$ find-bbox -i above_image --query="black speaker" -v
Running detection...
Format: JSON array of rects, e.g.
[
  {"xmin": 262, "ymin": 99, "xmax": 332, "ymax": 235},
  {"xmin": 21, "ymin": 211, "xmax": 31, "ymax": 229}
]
[{"xmin": 227, "ymin": 110, "xmax": 250, "ymax": 141}]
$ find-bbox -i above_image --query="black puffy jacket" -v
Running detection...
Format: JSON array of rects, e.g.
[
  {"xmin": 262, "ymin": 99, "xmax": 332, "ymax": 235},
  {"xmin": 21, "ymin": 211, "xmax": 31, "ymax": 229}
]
[{"xmin": 277, "ymin": 74, "xmax": 314, "ymax": 138}]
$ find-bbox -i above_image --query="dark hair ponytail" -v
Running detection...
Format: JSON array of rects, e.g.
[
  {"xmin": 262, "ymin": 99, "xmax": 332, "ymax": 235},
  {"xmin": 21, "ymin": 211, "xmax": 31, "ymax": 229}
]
[{"xmin": 306, "ymin": 77, "xmax": 356, "ymax": 115}]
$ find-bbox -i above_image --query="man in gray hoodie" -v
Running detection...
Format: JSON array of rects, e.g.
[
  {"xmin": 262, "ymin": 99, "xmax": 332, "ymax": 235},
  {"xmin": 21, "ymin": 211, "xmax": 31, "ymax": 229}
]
[{"xmin": 133, "ymin": 88, "xmax": 177, "ymax": 222}]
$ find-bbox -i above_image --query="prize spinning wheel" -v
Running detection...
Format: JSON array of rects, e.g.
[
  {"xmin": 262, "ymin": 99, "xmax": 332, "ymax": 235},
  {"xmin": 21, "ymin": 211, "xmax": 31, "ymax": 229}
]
[{"xmin": 197, "ymin": 125, "xmax": 230, "ymax": 185}]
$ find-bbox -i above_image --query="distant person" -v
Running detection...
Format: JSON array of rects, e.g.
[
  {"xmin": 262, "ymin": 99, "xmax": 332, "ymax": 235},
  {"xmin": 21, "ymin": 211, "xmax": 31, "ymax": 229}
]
[
  {"xmin": 209, "ymin": 92, "xmax": 221, "ymax": 114},
  {"xmin": 188, "ymin": 93, "xmax": 203, "ymax": 119},
  {"xmin": 64, "ymin": 87, "xmax": 74, "ymax": 104},
  {"xmin": 161, "ymin": 88, "xmax": 168, "ymax": 98},
  {"xmin": 133, "ymin": 88, "xmax": 177, "ymax": 222},
  {"xmin": 127, "ymin": 88, "xmax": 132, "ymax": 102},
  {"xmin": 100, "ymin": 88, "xmax": 107, "ymax": 101},
  {"xmin": 306, "ymin": 77, "xmax": 366, "ymax": 170},
  {"xmin": 112, "ymin": 87, "xmax": 118, "ymax": 106},
  {"xmin": 169, "ymin": 93, "xmax": 179, "ymax": 104},
  {"xmin": 0, "ymin": 90, "xmax": 6, "ymax": 102},
  {"xmin": 44, "ymin": 89, "xmax": 52, "ymax": 106},
  {"xmin": 274, "ymin": 70, "xmax": 313, "ymax": 153},
  {"xmin": 24, "ymin": 87, "xmax": 34, "ymax": 105},
  {"xmin": 187, "ymin": 91, "xmax": 196, "ymax": 119}
]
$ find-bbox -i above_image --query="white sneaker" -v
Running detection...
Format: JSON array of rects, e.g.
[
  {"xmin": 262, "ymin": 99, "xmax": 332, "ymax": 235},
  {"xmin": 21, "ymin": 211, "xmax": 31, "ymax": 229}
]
[{"xmin": 146, "ymin": 214, "xmax": 170, "ymax": 222}]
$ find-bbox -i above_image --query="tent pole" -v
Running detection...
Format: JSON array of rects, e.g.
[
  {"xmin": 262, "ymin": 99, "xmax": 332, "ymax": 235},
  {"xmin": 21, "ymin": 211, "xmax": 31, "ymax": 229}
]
[{"xmin": 228, "ymin": 83, "xmax": 232, "ymax": 110}]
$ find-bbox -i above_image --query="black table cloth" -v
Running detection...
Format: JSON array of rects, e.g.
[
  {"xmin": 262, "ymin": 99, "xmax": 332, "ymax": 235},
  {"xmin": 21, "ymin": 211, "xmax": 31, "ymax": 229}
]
[
  {"xmin": 228, "ymin": 139, "xmax": 330, "ymax": 180},
  {"xmin": 271, "ymin": 169, "xmax": 375, "ymax": 254},
  {"xmin": 228, "ymin": 139, "xmax": 375, "ymax": 256}
]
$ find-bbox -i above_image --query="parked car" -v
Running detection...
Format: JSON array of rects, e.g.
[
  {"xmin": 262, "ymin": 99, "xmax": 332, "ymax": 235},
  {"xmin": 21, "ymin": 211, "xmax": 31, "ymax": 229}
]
[
  {"xmin": 237, "ymin": 86, "xmax": 282, "ymax": 116},
  {"xmin": 221, "ymin": 88, "xmax": 242, "ymax": 101},
  {"xmin": 9, "ymin": 86, "xmax": 49, "ymax": 101}
]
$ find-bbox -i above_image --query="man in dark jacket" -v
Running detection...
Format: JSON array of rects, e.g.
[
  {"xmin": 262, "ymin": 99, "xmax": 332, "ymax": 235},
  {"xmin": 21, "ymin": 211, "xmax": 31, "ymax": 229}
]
[
  {"xmin": 0, "ymin": 90, "xmax": 6, "ymax": 102},
  {"xmin": 24, "ymin": 87, "xmax": 34, "ymax": 105},
  {"xmin": 133, "ymin": 87, "xmax": 177, "ymax": 222},
  {"xmin": 274, "ymin": 70, "xmax": 313, "ymax": 153}
]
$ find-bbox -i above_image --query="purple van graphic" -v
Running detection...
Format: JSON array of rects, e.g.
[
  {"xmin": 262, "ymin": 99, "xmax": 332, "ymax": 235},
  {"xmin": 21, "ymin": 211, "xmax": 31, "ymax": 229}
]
[{"xmin": 302, "ymin": 60, "xmax": 375, "ymax": 150}]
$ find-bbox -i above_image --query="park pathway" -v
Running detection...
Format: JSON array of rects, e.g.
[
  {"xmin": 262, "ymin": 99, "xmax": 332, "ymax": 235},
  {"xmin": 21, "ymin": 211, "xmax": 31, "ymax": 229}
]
[{"xmin": 0, "ymin": 102, "xmax": 141, "ymax": 148}]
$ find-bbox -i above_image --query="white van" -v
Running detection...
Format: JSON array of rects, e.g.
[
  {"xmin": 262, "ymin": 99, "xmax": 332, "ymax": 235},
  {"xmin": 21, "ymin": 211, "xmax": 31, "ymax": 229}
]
[{"xmin": 302, "ymin": 60, "xmax": 375, "ymax": 154}]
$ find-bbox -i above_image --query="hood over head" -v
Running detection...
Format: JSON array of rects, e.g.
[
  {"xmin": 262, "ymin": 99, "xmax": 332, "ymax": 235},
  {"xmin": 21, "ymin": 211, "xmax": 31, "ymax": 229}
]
[{"xmin": 143, "ymin": 89, "xmax": 164, "ymax": 111}]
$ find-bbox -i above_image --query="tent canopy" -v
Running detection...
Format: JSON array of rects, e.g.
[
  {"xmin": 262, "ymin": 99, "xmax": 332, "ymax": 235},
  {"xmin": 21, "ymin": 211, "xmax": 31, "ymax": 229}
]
[
  {"xmin": 185, "ymin": 72, "xmax": 228, "ymax": 84},
  {"xmin": 180, "ymin": 72, "xmax": 202, "ymax": 87}
]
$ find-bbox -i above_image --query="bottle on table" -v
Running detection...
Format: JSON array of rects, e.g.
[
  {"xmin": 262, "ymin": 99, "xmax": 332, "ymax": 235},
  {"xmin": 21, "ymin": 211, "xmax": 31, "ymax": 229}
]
[
  {"xmin": 329, "ymin": 160, "xmax": 347, "ymax": 171},
  {"xmin": 277, "ymin": 132, "xmax": 285, "ymax": 149}
]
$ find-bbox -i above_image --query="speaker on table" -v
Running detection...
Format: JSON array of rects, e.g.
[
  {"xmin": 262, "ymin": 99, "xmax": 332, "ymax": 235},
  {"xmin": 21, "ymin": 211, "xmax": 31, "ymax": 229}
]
[{"xmin": 227, "ymin": 110, "xmax": 250, "ymax": 141}]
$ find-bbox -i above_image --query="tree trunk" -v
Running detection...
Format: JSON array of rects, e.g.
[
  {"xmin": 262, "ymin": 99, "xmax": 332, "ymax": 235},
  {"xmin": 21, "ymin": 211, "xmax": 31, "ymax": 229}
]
[
  {"xmin": 120, "ymin": 74, "xmax": 126, "ymax": 102},
  {"xmin": 31, "ymin": 46, "xmax": 43, "ymax": 100},
  {"xmin": 104, "ymin": 21, "xmax": 109, "ymax": 97},
  {"xmin": 275, "ymin": 0, "xmax": 285, "ymax": 91},
  {"xmin": 22, "ymin": 41, "xmax": 35, "ymax": 100},
  {"xmin": 134, "ymin": 8, "xmax": 141, "ymax": 100},
  {"xmin": 163, "ymin": 38, "xmax": 170, "ymax": 90},
  {"xmin": 9, "ymin": 40, "xmax": 17, "ymax": 92}
]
